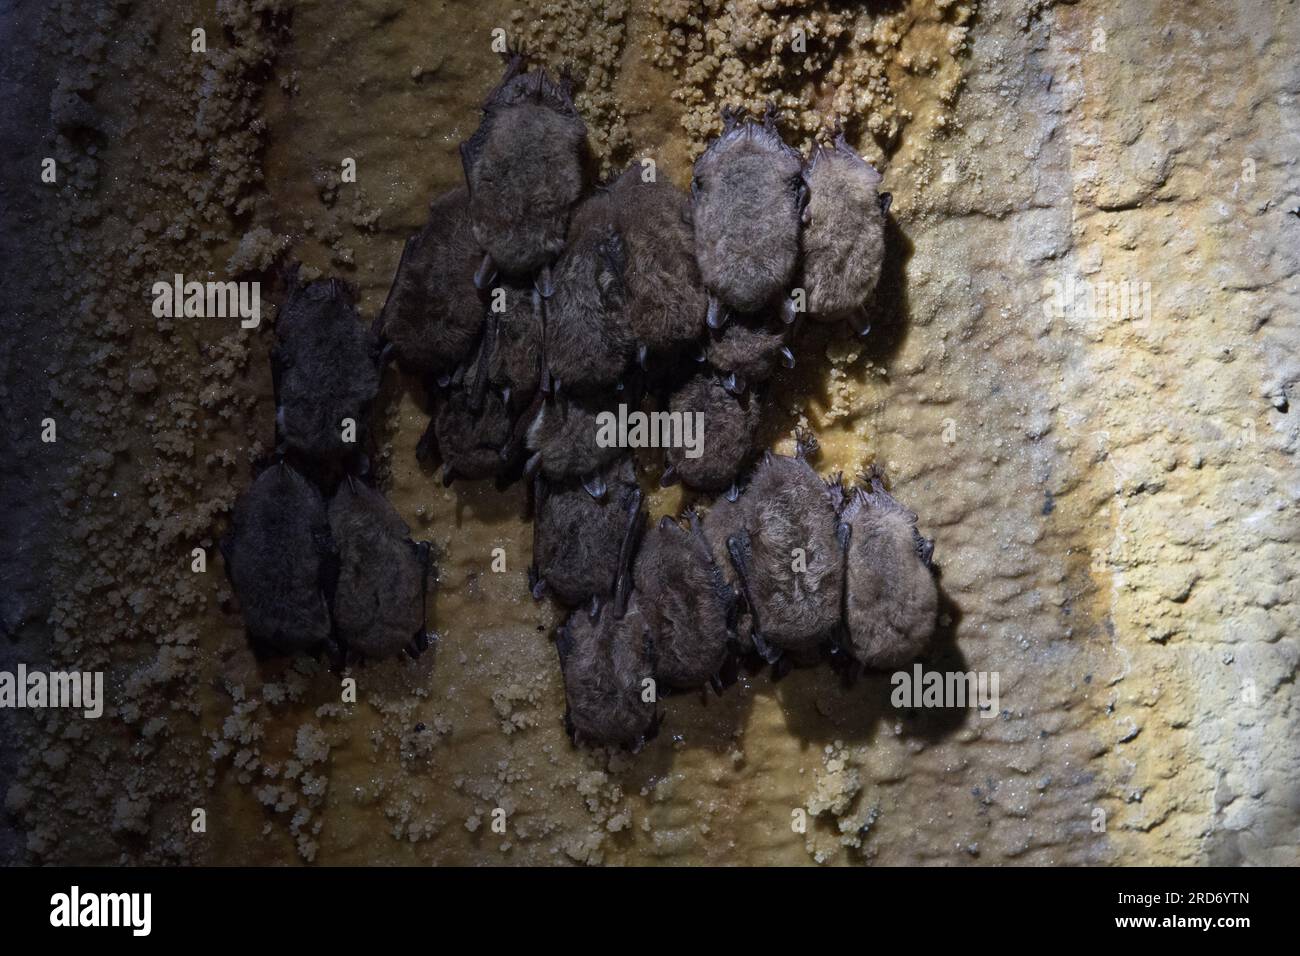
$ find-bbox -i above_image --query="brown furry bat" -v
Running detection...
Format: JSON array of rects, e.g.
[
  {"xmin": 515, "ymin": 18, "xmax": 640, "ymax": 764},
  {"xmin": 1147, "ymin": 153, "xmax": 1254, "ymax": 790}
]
[
  {"xmin": 692, "ymin": 106, "xmax": 805, "ymax": 323},
  {"xmin": 544, "ymin": 193, "xmax": 634, "ymax": 394},
  {"xmin": 704, "ymin": 314, "xmax": 793, "ymax": 394},
  {"xmin": 273, "ymin": 277, "xmax": 381, "ymax": 470},
  {"xmin": 633, "ymin": 510, "xmax": 734, "ymax": 691},
  {"xmin": 378, "ymin": 187, "xmax": 485, "ymax": 380},
  {"xmin": 461, "ymin": 56, "xmax": 588, "ymax": 282},
  {"xmin": 530, "ymin": 456, "xmax": 643, "ymax": 615},
  {"xmin": 523, "ymin": 390, "xmax": 625, "ymax": 494},
  {"xmin": 725, "ymin": 432, "xmax": 845, "ymax": 660},
  {"xmin": 662, "ymin": 373, "xmax": 761, "ymax": 493},
  {"xmin": 328, "ymin": 478, "xmax": 433, "ymax": 661},
  {"xmin": 606, "ymin": 166, "xmax": 708, "ymax": 370},
  {"xmin": 221, "ymin": 461, "xmax": 335, "ymax": 657},
  {"xmin": 838, "ymin": 472, "xmax": 937, "ymax": 669},
  {"xmin": 556, "ymin": 596, "xmax": 659, "ymax": 750},
  {"xmin": 799, "ymin": 132, "xmax": 889, "ymax": 329}
]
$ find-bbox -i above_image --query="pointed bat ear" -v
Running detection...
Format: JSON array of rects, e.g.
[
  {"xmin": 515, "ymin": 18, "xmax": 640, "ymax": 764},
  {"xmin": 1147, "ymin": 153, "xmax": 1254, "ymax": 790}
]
[
  {"xmin": 557, "ymin": 61, "xmax": 581, "ymax": 99},
  {"xmin": 502, "ymin": 49, "xmax": 526, "ymax": 78}
]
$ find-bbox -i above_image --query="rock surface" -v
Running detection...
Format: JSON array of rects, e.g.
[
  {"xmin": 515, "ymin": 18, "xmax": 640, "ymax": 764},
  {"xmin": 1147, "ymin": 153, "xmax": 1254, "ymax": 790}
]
[{"xmin": 0, "ymin": 0, "xmax": 1295, "ymax": 866}]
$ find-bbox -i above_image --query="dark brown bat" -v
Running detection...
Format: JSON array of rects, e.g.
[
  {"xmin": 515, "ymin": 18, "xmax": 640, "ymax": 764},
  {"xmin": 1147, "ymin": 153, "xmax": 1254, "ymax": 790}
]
[
  {"xmin": 633, "ymin": 510, "xmax": 733, "ymax": 692},
  {"xmin": 799, "ymin": 131, "xmax": 889, "ymax": 332},
  {"xmin": 692, "ymin": 105, "xmax": 805, "ymax": 326},
  {"xmin": 556, "ymin": 595, "xmax": 660, "ymax": 750},
  {"xmin": 273, "ymin": 277, "xmax": 381, "ymax": 472},
  {"xmin": 328, "ymin": 478, "xmax": 433, "ymax": 661},
  {"xmin": 221, "ymin": 461, "xmax": 335, "ymax": 657},
  {"xmin": 838, "ymin": 471, "xmax": 937, "ymax": 670},
  {"xmin": 461, "ymin": 56, "xmax": 588, "ymax": 284}
]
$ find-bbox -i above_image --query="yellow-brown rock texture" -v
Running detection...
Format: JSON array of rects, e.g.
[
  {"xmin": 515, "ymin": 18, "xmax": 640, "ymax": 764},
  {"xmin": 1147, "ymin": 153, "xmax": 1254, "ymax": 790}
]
[{"xmin": 0, "ymin": 0, "xmax": 1295, "ymax": 866}]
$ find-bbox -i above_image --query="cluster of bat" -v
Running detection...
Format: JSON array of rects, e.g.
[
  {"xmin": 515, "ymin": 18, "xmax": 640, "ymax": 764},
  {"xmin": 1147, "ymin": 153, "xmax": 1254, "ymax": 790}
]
[
  {"xmin": 557, "ymin": 434, "xmax": 940, "ymax": 750},
  {"xmin": 221, "ymin": 277, "xmax": 434, "ymax": 665},
  {"xmin": 220, "ymin": 56, "xmax": 939, "ymax": 751}
]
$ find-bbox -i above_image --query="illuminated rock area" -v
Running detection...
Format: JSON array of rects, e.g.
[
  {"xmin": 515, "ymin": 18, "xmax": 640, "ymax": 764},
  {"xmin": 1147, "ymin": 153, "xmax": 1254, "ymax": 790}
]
[{"xmin": 0, "ymin": 0, "xmax": 1295, "ymax": 866}]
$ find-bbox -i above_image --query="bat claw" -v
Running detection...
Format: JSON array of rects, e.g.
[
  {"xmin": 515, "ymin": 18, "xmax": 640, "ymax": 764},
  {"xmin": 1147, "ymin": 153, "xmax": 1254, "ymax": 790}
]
[
  {"xmin": 849, "ymin": 308, "xmax": 871, "ymax": 338},
  {"xmin": 582, "ymin": 473, "xmax": 607, "ymax": 500},
  {"xmin": 706, "ymin": 295, "xmax": 728, "ymax": 330},
  {"xmin": 535, "ymin": 265, "xmax": 554, "ymax": 299},
  {"xmin": 474, "ymin": 253, "xmax": 497, "ymax": 290}
]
